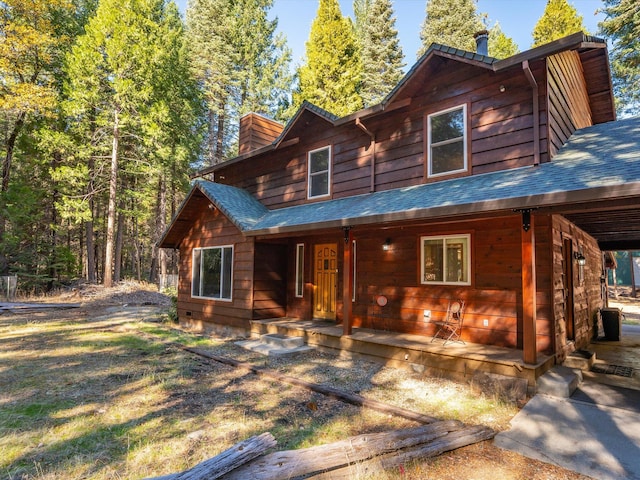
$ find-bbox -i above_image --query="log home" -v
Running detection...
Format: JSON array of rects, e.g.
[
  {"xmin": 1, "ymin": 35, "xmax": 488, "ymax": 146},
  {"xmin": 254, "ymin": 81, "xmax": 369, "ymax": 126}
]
[{"xmin": 160, "ymin": 33, "xmax": 640, "ymax": 387}]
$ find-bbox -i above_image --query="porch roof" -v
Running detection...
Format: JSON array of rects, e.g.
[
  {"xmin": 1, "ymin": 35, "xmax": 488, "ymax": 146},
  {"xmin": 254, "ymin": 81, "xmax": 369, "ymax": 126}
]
[{"xmin": 161, "ymin": 117, "xmax": 640, "ymax": 248}]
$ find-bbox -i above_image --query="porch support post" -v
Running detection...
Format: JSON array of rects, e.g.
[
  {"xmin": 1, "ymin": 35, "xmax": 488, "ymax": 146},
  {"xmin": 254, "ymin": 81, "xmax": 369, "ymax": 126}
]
[
  {"xmin": 519, "ymin": 210, "xmax": 537, "ymax": 364},
  {"xmin": 343, "ymin": 227, "xmax": 353, "ymax": 336}
]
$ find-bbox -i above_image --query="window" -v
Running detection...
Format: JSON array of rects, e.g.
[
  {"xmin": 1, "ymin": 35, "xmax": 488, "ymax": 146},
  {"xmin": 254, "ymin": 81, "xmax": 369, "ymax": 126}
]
[
  {"xmin": 192, "ymin": 246, "xmax": 233, "ymax": 300},
  {"xmin": 427, "ymin": 105, "xmax": 467, "ymax": 178},
  {"xmin": 295, "ymin": 243, "xmax": 304, "ymax": 298},
  {"xmin": 308, "ymin": 146, "xmax": 331, "ymax": 198},
  {"xmin": 421, "ymin": 235, "xmax": 470, "ymax": 285}
]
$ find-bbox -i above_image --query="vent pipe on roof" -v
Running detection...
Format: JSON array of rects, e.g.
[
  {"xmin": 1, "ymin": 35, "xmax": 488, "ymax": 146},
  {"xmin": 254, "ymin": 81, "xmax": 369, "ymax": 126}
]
[{"xmin": 474, "ymin": 30, "xmax": 489, "ymax": 56}]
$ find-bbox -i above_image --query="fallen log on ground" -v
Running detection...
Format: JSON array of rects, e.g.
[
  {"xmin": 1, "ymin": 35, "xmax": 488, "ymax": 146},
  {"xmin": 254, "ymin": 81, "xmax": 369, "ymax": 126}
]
[
  {"xmin": 149, "ymin": 422, "xmax": 495, "ymax": 480},
  {"xmin": 0, "ymin": 302, "xmax": 81, "ymax": 314},
  {"xmin": 307, "ymin": 424, "xmax": 496, "ymax": 479},
  {"xmin": 146, "ymin": 432, "xmax": 276, "ymax": 480},
  {"xmin": 184, "ymin": 347, "xmax": 438, "ymax": 424},
  {"xmin": 220, "ymin": 420, "xmax": 467, "ymax": 480}
]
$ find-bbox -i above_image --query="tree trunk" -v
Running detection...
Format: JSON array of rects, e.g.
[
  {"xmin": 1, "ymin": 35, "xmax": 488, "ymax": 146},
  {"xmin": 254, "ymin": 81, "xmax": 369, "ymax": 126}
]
[
  {"xmin": 214, "ymin": 100, "xmax": 226, "ymax": 164},
  {"xmin": 1, "ymin": 111, "xmax": 25, "ymax": 194},
  {"xmin": 0, "ymin": 112, "xmax": 26, "ymax": 274},
  {"xmin": 114, "ymin": 209, "xmax": 124, "ymax": 282},
  {"xmin": 149, "ymin": 175, "xmax": 168, "ymax": 284},
  {"xmin": 48, "ymin": 152, "xmax": 62, "ymax": 291},
  {"xmin": 103, "ymin": 109, "xmax": 120, "ymax": 288},
  {"xmin": 208, "ymin": 108, "xmax": 216, "ymax": 166}
]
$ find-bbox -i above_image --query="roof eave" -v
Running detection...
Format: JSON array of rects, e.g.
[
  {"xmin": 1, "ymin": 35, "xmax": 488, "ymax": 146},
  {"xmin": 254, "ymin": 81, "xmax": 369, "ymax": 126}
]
[
  {"xmin": 245, "ymin": 182, "xmax": 640, "ymax": 238},
  {"xmin": 157, "ymin": 185, "xmax": 202, "ymax": 249},
  {"xmin": 493, "ymin": 32, "xmax": 606, "ymax": 71}
]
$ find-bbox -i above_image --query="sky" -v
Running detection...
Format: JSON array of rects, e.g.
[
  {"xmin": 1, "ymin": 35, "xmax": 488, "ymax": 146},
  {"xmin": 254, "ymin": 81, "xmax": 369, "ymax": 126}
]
[{"xmin": 175, "ymin": 0, "xmax": 606, "ymax": 70}]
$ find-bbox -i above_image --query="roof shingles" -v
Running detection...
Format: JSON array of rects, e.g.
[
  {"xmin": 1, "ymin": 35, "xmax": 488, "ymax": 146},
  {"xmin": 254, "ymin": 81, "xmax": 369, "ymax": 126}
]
[{"xmin": 191, "ymin": 117, "xmax": 640, "ymax": 236}]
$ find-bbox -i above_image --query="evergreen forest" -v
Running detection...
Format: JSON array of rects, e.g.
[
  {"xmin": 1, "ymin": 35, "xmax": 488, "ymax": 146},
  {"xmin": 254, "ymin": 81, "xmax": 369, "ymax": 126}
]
[{"xmin": 0, "ymin": 0, "xmax": 637, "ymax": 292}]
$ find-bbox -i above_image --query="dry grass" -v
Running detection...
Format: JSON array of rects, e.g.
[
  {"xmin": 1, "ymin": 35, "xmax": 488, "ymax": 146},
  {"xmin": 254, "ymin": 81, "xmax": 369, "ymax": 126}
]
[{"xmin": 0, "ymin": 286, "xmax": 591, "ymax": 479}]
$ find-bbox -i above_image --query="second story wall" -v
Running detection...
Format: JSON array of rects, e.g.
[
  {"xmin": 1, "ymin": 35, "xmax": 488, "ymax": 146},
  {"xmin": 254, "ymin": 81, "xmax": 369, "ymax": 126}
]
[
  {"xmin": 547, "ymin": 50, "xmax": 592, "ymax": 158},
  {"xmin": 210, "ymin": 40, "xmax": 611, "ymax": 211}
]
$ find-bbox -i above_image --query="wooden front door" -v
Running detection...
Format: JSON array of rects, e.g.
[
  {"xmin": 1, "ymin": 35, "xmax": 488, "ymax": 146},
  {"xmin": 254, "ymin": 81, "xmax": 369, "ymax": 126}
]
[
  {"xmin": 314, "ymin": 243, "xmax": 337, "ymax": 320},
  {"xmin": 563, "ymin": 238, "xmax": 576, "ymax": 341}
]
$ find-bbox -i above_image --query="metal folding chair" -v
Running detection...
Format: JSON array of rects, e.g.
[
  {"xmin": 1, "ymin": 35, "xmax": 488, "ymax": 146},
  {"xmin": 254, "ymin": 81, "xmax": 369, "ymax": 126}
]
[{"xmin": 430, "ymin": 299, "xmax": 465, "ymax": 345}]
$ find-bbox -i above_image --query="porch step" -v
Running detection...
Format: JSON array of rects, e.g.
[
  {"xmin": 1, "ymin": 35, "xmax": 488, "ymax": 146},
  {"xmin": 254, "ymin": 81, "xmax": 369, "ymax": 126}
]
[
  {"xmin": 235, "ymin": 333, "xmax": 313, "ymax": 356},
  {"xmin": 536, "ymin": 366, "xmax": 582, "ymax": 398},
  {"xmin": 563, "ymin": 349, "xmax": 596, "ymax": 371}
]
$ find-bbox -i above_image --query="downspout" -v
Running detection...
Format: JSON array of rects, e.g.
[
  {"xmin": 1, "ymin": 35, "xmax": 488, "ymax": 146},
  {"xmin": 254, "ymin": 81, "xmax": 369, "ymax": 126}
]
[
  {"xmin": 522, "ymin": 60, "xmax": 541, "ymax": 166},
  {"xmin": 356, "ymin": 118, "xmax": 376, "ymax": 192}
]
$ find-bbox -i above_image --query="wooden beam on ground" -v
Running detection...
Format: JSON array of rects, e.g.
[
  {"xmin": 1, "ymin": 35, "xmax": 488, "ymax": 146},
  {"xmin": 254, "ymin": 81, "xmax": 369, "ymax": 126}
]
[
  {"xmin": 146, "ymin": 432, "xmax": 276, "ymax": 480},
  {"xmin": 184, "ymin": 347, "xmax": 438, "ymax": 425},
  {"xmin": 0, "ymin": 302, "xmax": 81, "ymax": 314},
  {"xmin": 309, "ymin": 425, "xmax": 495, "ymax": 479},
  {"xmin": 222, "ymin": 421, "xmax": 469, "ymax": 480}
]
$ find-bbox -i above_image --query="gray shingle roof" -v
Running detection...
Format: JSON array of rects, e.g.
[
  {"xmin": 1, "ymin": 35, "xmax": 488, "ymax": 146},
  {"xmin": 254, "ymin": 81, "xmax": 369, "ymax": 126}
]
[
  {"xmin": 196, "ymin": 181, "xmax": 268, "ymax": 231},
  {"xmin": 191, "ymin": 117, "xmax": 640, "ymax": 237}
]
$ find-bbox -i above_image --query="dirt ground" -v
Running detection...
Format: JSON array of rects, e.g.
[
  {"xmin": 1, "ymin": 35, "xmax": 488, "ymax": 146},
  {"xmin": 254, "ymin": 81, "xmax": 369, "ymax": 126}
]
[
  {"xmin": 1, "ymin": 282, "xmax": 598, "ymax": 479},
  {"xmin": 609, "ymin": 286, "xmax": 640, "ymax": 324}
]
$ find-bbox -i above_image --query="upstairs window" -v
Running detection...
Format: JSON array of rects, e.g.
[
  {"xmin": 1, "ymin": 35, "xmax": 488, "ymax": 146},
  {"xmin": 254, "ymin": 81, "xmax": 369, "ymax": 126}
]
[
  {"xmin": 192, "ymin": 246, "xmax": 233, "ymax": 300},
  {"xmin": 421, "ymin": 234, "xmax": 470, "ymax": 285},
  {"xmin": 308, "ymin": 146, "xmax": 331, "ymax": 199},
  {"xmin": 427, "ymin": 105, "xmax": 467, "ymax": 178}
]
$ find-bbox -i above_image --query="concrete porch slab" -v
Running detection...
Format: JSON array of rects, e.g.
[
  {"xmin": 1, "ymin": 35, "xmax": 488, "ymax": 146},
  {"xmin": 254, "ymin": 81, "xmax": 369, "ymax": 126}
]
[
  {"xmin": 536, "ymin": 366, "xmax": 582, "ymax": 397},
  {"xmin": 236, "ymin": 333, "xmax": 314, "ymax": 356}
]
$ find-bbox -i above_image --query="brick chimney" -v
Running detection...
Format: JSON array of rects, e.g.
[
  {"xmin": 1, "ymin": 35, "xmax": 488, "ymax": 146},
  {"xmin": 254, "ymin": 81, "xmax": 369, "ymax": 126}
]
[
  {"xmin": 474, "ymin": 30, "xmax": 489, "ymax": 56},
  {"xmin": 238, "ymin": 113, "xmax": 284, "ymax": 154}
]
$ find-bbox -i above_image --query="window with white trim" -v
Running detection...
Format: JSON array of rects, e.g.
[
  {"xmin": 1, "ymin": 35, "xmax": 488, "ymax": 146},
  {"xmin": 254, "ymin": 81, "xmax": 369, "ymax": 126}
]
[
  {"xmin": 421, "ymin": 234, "xmax": 470, "ymax": 285},
  {"xmin": 295, "ymin": 243, "xmax": 304, "ymax": 298},
  {"xmin": 192, "ymin": 246, "xmax": 233, "ymax": 300},
  {"xmin": 427, "ymin": 104, "xmax": 467, "ymax": 177},
  {"xmin": 308, "ymin": 146, "xmax": 331, "ymax": 198}
]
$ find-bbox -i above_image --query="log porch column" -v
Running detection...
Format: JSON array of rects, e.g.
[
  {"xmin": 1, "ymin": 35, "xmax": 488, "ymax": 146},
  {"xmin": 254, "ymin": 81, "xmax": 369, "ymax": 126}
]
[
  {"xmin": 343, "ymin": 227, "xmax": 353, "ymax": 336},
  {"xmin": 520, "ymin": 210, "xmax": 537, "ymax": 364}
]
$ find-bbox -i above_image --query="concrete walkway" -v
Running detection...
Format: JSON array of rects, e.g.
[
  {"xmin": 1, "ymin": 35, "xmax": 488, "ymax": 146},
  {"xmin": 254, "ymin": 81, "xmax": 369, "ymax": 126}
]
[
  {"xmin": 495, "ymin": 385, "xmax": 640, "ymax": 480},
  {"xmin": 496, "ymin": 323, "xmax": 640, "ymax": 480}
]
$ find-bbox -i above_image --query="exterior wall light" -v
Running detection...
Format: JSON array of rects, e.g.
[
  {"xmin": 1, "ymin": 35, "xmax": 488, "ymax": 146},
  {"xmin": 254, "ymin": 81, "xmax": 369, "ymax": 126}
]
[
  {"xmin": 383, "ymin": 238, "xmax": 392, "ymax": 251},
  {"xmin": 575, "ymin": 252, "xmax": 586, "ymax": 266}
]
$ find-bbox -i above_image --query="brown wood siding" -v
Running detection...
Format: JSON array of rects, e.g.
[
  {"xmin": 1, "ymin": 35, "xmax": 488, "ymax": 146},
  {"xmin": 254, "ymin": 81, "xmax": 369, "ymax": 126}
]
[
  {"xmin": 177, "ymin": 201, "xmax": 254, "ymax": 331},
  {"xmin": 470, "ymin": 62, "xmax": 549, "ymax": 172},
  {"xmin": 238, "ymin": 113, "xmax": 284, "ymax": 155},
  {"xmin": 579, "ymin": 49, "xmax": 616, "ymax": 124},
  {"xmin": 547, "ymin": 51, "xmax": 593, "ymax": 158},
  {"xmin": 214, "ymin": 58, "xmax": 552, "ymax": 208},
  {"xmin": 253, "ymin": 243, "xmax": 287, "ymax": 319},
  {"xmin": 551, "ymin": 215, "xmax": 603, "ymax": 362},
  {"xmin": 282, "ymin": 215, "xmax": 554, "ymax": 352}
]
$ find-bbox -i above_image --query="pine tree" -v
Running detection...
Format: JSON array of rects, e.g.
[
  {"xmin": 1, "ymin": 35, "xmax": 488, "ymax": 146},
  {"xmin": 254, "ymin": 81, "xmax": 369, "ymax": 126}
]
[
  {"xmin": 353, "ymin": 0, "xmax": 371, "ymax": 40},
  {"xmin": 532, "ymin": 0, "xmax": 587, "ymax": 47},
  {"xmin": 64, "ymin": 0, "xmax": 199, "ymax": 287},
  {"xmin": 418, "ymin": 0, "xmax": 484, "ymax": 57},
  {"xmin": 488, "ymin": 22, "xmax": 519, "ymax": 59},
  {"xmin": 293, "ymin": 0, "xmax": 363, "ymax": 117},
  {"xmin": 599, "ymin": 0, "xmax": 640, "ymax": 116},
  {"xmin": 187, "ymin": 0, "xmax": 291, "ymax": 165},
  {"xmin": 360, "ymin": 0, "xmax": 405, "ymax": 106}
]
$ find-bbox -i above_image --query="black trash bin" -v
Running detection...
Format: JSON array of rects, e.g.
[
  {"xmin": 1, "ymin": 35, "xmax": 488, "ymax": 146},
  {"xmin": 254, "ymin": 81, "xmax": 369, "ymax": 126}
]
[{"xmin": 601, "ymin": 307, "xmax": 621, "ymax": 341}]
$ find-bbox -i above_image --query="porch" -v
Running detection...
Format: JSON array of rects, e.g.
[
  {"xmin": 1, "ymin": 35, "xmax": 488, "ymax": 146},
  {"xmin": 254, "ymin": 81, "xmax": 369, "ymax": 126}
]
[{"xmin": 250, "ymin": 318, "xmax": 555, "ymax": 391}]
